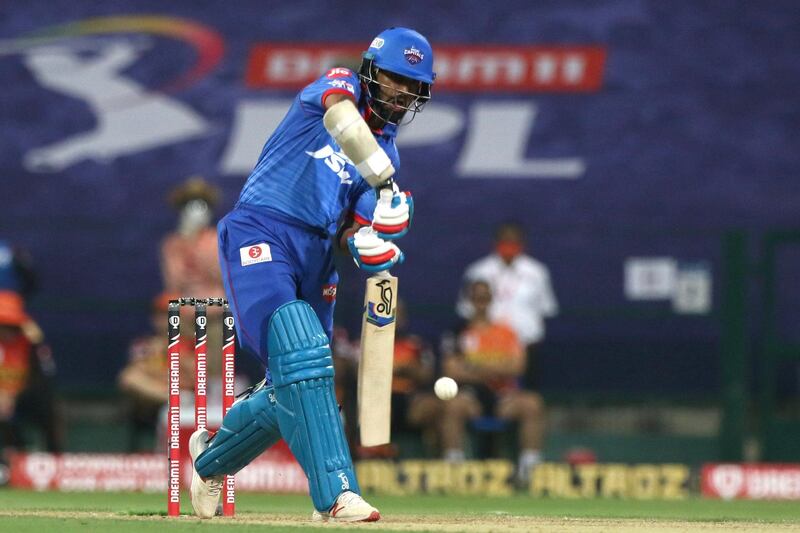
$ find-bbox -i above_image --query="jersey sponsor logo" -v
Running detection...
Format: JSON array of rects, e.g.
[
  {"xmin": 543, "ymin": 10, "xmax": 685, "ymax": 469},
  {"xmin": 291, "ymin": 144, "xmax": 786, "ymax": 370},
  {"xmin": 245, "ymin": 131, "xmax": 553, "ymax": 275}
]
[
  {"xmin": 305, "ymin": 145, "xmax": 353, "ymax": 184},
  {"xmin": 369, "ymin": 37, "xmax": 385, "ymax": 50},
  {"xmin": 326, "ymin": 67, "xmax": 352, "ymax": 78},
  {"xmin": 404, "ymin": 46, "xmax": 424, "ymax": 65},
  {"xmin": 322, "ymin": 284, "xmax": 337, "ymax": 303},
  {"xmin": 239, "ymin": 243, "xmax": 272, "ymax": 266},
  {"xmin": 327, "ymin": 79, "xmax": 355, "ymax": 94}
]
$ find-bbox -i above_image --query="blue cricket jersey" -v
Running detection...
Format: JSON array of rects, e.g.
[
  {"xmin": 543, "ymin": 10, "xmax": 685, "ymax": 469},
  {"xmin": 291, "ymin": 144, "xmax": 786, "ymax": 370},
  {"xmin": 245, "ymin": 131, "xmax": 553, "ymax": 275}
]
[{"xmin": 237, "ymin": 67, "xmax": 400, "ymax": 235}]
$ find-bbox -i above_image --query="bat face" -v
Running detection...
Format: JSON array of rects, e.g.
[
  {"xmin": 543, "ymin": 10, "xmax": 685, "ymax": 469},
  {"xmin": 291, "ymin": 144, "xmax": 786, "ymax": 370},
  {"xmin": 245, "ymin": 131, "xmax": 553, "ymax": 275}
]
[{"xmin": 358, "ymin": 273, "xmax": 398, "ymax": 446}]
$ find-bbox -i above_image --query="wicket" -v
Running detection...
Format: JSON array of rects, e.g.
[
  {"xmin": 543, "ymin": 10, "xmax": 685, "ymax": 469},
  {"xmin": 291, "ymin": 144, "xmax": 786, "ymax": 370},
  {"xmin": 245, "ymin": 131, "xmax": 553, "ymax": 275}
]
[{"xmin": 167, "ymin": 297, "xmax": 236, "ymax": 517}]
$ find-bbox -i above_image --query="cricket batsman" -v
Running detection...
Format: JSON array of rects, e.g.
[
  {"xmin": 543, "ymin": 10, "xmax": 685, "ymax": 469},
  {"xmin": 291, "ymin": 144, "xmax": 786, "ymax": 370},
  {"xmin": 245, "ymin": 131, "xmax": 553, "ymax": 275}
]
[{"xmin": 188, "ymin": 27, "xmax": 435, "ymax": 521}]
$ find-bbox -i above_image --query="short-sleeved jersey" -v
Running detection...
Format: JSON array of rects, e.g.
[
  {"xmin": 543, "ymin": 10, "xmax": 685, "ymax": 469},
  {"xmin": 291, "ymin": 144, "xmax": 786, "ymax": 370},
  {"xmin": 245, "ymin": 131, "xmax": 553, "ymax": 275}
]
[
  {"xmin": 458, "ymin": 322, "xmax": 523, "ymax": 393},
  {"xmin": 238, "ymin": 68, "xmax": 400, "ymax": 235}
]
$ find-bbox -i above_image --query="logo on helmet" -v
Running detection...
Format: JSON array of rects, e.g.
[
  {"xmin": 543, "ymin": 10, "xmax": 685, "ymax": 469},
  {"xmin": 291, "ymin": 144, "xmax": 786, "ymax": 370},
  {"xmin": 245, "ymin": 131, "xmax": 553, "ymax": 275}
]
[
  {"xmin": 404, "ymin": 46, "xmax": 424, "ymax": 65},
  {"xmin": 370, "ymin": 37, "xmax": 385, "ymax": 49}
]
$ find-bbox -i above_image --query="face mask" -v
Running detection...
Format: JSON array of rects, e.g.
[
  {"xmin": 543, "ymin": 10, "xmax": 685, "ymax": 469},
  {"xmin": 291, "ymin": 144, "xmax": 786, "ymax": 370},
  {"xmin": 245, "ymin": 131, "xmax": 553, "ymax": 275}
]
[
  {"xmin": 495, "ymin": 241, "xmax": 523, "ymax": 262},
  {"xmin": 178, "ymin": 199, "xmax": 211, "ymax": 236}
]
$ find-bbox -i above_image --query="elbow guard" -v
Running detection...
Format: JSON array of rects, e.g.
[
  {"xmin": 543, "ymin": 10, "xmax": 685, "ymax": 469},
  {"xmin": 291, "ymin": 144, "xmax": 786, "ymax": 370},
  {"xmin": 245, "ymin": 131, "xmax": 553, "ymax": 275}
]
[{"xmin": 323, "ymin": 99, "xmax": 395, "ymax": 188}]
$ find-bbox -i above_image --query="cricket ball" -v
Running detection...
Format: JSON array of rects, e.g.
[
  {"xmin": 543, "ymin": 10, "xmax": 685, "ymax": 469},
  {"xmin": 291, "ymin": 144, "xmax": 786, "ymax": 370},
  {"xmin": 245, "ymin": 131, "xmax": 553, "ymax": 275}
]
[{"xmin": 434, "ymin": 376, "xmax": 458, "ymax": 401}]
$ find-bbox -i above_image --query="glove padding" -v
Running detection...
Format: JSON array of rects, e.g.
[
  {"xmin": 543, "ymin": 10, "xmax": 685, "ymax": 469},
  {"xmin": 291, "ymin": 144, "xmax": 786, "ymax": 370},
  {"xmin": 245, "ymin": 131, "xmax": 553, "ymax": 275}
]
[
  {"xmin": 372, "ymin": 186, "xmax": 413, "ymax": 240},
  {"xmin": 348, "ymin": 226, "xmax": 404, "ymax": 272}
]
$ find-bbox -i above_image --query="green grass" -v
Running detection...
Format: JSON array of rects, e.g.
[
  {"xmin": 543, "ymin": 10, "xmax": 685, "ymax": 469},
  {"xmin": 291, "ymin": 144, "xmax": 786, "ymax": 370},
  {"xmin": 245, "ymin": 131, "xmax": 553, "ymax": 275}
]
[{"xmin": 0, "ymin": 489, "xmax": 799, "ymax": 532}]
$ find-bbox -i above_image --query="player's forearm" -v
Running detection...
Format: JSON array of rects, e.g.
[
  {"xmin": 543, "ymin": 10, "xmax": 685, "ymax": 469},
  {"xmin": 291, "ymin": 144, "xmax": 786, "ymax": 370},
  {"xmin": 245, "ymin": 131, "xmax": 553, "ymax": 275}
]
[
  {"xmin": 324, "ymin": 99, "xmax": 395, "ymax": 188},
  {"xmin": 119, "ymin": 369, "xmax": 168, "ymax": 403}
]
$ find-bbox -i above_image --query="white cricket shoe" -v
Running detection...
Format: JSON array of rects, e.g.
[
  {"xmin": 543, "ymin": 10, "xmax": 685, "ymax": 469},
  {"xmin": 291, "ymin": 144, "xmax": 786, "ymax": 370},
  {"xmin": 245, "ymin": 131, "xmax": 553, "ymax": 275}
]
[
  {"xmin": 189, "ymin": 429, "xmax": 224, "ymax": 519},
  {"xmin": 310, "ymin": 491, "xmax": 380, "ymax": 522}
]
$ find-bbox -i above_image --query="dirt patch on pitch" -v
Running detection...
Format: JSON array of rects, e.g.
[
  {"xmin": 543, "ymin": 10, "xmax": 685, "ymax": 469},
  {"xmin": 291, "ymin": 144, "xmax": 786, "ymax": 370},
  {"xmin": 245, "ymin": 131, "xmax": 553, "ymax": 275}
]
[
  {"xmin": 0, "ymin": 510, "xmax": 797, "ymax": 532},
  {"xmin": 367, "ymin": 515, "xmax": 799, "ymax": 532}
]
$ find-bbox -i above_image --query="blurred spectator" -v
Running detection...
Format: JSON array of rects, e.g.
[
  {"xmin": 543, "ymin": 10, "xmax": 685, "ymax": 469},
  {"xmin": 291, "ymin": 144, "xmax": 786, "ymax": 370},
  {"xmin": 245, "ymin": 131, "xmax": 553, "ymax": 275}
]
[
  {"xmin": 160, "ymin": 176, "xmax": 224, "ymax": 298},
  {"xmin": 133, "ymin": 293, "xmax": 250, "ymax": 454},
  {"xmin": 0, "ymin": 290, "xmax": 62, "ymax": 454},
  {"xmin": 387, "ymin": 300, "xmax": 441, "ymax": 454},
  {"xmin": 330, "ymin": 324, "xmax": 360, "ymax": 454},
  {"xmin": 456, "ymin": 221, "xmax": 558, "ymax": 390},
  {"xmin": 442, "ymin": 280, "xmax": 545, "ymax": 484},
  {"xmin": 118, "ymin": 292, "xmax": 193, "ymax": 452},
  {"xmin": 332, "ymin": 300, "xmax": 442, "ymax": 459},
  {"xmin": 160, "ymin": 177, "xmax": 226, "ymax": 381},
  {"xmin": 0, "ymin": 240, "xmax": 38, "ymax": 299}
]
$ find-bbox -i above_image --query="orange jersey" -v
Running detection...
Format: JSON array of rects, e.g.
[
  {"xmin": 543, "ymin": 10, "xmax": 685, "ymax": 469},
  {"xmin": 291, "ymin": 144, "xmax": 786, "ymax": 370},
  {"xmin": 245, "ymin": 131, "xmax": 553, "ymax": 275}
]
[
  {"xmin": 459, "ymin": 322, "xmax": 522, "ymax": 392},
  {"xmin": 0, "ymin": 333, "xmax": 32, "ymax": 396}
]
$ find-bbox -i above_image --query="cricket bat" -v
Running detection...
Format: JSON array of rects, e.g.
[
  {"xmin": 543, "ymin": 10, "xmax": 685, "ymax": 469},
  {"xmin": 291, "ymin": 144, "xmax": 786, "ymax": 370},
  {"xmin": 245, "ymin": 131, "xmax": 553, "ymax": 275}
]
[{"xmin": 358, "ymin": 271, "xmax": 398, "ymax": 446}]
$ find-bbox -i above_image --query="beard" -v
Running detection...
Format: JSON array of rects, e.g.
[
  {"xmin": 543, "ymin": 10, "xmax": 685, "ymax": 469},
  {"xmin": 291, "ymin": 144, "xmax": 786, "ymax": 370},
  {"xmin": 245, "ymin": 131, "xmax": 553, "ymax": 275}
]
[{"xmin": 371, "ymin": 99, "xmax": 407, "ymax": 126}]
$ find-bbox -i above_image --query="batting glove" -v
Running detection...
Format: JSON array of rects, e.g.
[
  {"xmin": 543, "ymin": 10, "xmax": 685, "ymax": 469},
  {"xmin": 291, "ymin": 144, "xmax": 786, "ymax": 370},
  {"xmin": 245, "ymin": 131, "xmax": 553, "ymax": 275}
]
[
  {"xmin": 372, "ymin": 185, "xmax": 414, "ymax": 240},
  {"xmin": 348, "ymin": 226, "xmax": 404, "ymax": 272}
]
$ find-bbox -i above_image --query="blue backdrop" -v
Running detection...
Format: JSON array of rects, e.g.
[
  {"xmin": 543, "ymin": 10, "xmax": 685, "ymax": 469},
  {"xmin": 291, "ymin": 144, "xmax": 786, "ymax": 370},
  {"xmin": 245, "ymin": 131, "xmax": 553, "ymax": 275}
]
[{"xmin": 1, "ymin": 1, "xmax": 798, "ymax": 394}]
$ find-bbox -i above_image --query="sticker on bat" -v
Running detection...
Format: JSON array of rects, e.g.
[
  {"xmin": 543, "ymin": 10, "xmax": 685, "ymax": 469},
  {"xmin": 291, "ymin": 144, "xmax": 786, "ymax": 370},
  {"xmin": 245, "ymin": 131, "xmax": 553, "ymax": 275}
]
[{"xmin": 366, "ymin": 278, "xmax": 395, "ymax": 327}]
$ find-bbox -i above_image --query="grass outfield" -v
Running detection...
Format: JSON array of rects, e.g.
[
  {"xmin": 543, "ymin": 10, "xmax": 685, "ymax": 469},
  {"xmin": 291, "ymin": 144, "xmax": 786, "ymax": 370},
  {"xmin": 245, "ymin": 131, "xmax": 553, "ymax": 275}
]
[{"xmin": 1, "ymin": 490, "xmax": 799, "ymax": 532}]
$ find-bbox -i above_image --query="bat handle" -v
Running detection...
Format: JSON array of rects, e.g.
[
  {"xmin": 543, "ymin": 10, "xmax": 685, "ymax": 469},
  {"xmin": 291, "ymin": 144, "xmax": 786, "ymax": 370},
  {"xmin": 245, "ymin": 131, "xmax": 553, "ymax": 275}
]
[{"xmin": 373, "ymin": 270, "xmax": 392, "ymax": 279}]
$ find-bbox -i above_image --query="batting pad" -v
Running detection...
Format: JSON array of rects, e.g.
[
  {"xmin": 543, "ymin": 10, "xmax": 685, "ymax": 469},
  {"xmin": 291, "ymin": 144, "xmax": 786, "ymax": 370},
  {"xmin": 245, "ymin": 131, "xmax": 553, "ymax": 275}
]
[
  {"xmin": 195, "ymin": 384, "xmax": 281, "ymax": 477},
  {"xmin": 268, "ymin": 300, "xmax": 359, "ymax": 512}
]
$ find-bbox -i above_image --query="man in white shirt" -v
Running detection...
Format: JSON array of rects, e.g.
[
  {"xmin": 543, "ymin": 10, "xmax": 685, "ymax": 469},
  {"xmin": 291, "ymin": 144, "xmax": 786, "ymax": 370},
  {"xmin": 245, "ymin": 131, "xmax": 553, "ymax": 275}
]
[{"xmin": 456, "ymin": 222, "xmax": 558, "ymax": 391}]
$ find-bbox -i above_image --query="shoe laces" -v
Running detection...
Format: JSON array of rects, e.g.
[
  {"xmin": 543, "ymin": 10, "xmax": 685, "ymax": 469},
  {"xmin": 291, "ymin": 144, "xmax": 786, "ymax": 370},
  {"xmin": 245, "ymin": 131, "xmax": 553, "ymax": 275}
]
[
  {"xmin": 337, "ymin": 491, "xmax": 363, "ymax": 506},
  {"xmin": 207, "ymin": 476, "xmax": 223, "ymax": 497}
]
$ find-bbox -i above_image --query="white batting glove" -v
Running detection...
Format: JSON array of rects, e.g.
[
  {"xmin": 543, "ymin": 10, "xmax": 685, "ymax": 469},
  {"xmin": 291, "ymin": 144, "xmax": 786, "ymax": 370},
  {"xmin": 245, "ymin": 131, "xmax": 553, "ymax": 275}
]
[
  {"xmin": 372, "ymin": 185, "xmax": 414, "ymax": 240},
  {"xmin": 347, "ymin": 226, "xmax": 404, "ymax": 272}
]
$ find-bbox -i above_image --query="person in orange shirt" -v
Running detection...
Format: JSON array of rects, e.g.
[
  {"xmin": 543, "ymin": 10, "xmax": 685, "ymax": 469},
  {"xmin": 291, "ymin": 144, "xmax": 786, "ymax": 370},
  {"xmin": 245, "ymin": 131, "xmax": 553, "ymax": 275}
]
[
  {"xmin": 389, "ymin": 300, "xmax": 441, "ymax": 454},
  {"xmin": 117, "ymin": 292, "xmax": 193, "ymax": 451},
  {"xmin": 158, "ymin": 177, "xmax": 227, "ymax": 409},
  {"xmin": 160, "ymin": 176, "xmax": 224, "ymax": 299},
  {"xmin": 0, "ymin": 290, "xmax": 62, "ymax": 453},
  {"xmin": 441, "ymin": 280, "xmax": 545, "ymax": 483}
]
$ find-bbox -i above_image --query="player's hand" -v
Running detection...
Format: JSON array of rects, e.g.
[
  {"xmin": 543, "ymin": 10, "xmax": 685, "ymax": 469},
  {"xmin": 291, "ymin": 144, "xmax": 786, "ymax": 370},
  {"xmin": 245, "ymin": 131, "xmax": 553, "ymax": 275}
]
[
  {"xmin": 348, "ymin": 226, "xmax": 404, "ymax": 272},
  {"xmin": 372, "ymin": 185, "xmax": 413, "ymax": 240}
]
